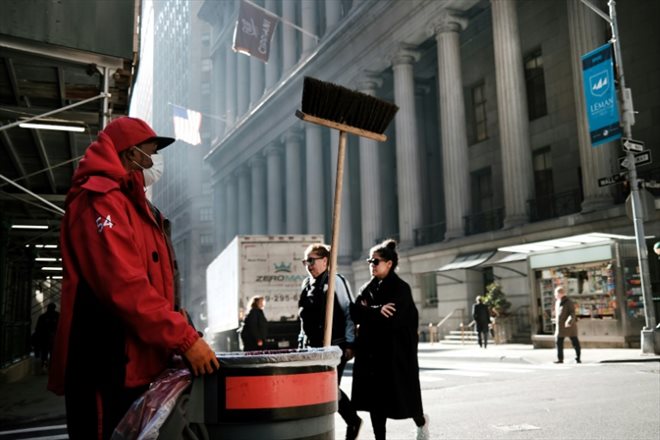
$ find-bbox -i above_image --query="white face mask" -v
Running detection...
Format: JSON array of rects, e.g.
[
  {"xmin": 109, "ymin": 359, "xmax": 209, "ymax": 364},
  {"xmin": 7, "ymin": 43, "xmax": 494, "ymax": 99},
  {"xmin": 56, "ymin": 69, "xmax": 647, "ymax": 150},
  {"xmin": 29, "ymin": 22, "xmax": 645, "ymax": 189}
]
[{"xmin": 143, "ymin": 153, "xmax": 164, "ymax": 187}]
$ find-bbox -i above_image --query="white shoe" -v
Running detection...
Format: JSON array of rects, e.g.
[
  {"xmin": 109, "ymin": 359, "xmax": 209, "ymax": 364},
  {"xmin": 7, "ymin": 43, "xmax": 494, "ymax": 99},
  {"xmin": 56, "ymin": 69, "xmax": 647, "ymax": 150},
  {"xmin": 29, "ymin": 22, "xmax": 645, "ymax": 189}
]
[{"xmin": 416, "ymin": 414, "xmax": 430, "ymax": 440}]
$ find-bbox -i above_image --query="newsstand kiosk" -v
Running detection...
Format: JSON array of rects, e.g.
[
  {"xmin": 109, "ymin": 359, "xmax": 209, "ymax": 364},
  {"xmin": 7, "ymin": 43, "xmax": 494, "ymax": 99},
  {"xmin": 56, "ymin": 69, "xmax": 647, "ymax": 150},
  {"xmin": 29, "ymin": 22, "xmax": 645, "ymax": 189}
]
[{"xmin": 516, "ymin": 234, "xmax": 648, "ymax": 348}]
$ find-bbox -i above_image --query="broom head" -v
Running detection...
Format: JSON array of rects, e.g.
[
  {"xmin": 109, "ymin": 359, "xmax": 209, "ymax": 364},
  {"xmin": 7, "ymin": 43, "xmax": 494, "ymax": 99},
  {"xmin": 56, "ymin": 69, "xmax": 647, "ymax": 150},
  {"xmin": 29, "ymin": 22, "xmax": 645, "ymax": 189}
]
[{"xmin": 298, "ymin": 76, "xmax": 398, "ymax": 141}]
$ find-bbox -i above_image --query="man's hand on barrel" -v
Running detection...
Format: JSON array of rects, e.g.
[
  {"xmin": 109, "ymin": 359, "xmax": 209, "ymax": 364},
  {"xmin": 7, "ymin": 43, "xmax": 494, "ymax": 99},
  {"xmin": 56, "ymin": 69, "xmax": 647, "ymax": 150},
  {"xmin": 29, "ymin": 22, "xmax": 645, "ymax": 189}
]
[{"xmin": 183, "ymin": 337, "xmax": 220, "ymax": 376}]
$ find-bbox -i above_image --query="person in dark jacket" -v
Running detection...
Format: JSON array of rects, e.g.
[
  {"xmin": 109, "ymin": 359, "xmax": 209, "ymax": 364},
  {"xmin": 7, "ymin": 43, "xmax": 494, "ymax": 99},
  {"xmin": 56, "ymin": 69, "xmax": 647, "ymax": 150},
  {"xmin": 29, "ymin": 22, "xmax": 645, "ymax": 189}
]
[
  {"xmin": 472, "ymin": 295, "xmax": 491, "ymax": 348},
  {"xmin": 350, "ymin": 239, "xmax": 429, "ymax": 440},
  {"xmin": 299, "ymin": 243, "xmax": 362, "ymax": 440},
  {"xmin": 34, "ymin": 303, "xmax": 60, "ymax": 368},
  {"xmin": 241, "ymin": 296, "xmax": 268, "ymax": 351},
  {"xmin": 554, "ymin": 286, "xmax": 581, "ymax": 364},
  {"xmin": 48, "ymin": 117, "xmax": 219, "ymax": 440}
]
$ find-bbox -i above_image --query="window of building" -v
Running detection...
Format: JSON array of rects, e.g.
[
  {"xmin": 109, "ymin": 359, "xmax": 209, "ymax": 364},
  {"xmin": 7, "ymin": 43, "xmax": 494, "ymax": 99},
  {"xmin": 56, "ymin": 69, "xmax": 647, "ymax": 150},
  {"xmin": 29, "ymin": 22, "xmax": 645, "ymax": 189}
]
[
  {"xmin": 533, "ymin": 147, "xmax": 553, "ymax": 198},
  {"xmin": 524, "ymin": 49, "xmax": 548, "ymax": 120},
  {"xmin": 471, "ymin": 167, "xmax": 493, "ymax": 213},
  {"xmin": 471, "ymin": 82, "xmax": 488, "ymax": 142},
  {"xmin": 200, "ymin": 207, "xmax": 213, "ymax": 222},
  {"xmin": 200, "ymin": 234, "xmax": 214, "ymax": 248},
  {"xmin": 419, "ymin": 272, "xmax": 438, "ymax": 308}
]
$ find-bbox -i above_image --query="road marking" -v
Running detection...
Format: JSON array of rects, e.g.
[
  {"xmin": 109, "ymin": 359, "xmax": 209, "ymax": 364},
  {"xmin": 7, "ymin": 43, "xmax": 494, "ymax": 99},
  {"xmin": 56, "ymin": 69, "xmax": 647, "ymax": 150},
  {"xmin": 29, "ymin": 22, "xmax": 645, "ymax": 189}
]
[
  {"xmin": 493, "ymin": 423, "xmax": 541, "ymax": 432},
  {"xmin": 22, "ymin": 436, "xmax": 68, "ymax": 440},
  {"xmin": 0, "ymin": 425, "xmax": 67, "ymax": 435}
]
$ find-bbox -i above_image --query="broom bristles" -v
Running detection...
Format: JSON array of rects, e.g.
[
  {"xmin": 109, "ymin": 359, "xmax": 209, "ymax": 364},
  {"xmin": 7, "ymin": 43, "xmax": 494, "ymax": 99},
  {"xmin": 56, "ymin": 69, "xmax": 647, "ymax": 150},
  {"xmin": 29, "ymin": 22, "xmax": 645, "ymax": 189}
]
[{"xmin": 301, "ymin": 76, "xmax": 399, "ymax": 135}]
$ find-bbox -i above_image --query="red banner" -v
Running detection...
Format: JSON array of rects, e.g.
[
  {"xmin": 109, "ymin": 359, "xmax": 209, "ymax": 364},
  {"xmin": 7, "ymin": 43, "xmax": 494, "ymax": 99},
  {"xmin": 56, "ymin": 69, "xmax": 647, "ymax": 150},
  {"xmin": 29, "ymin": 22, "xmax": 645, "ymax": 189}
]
[{"xmin": 233, "ymin": 0, "xmax": 279, "ymax": 63}]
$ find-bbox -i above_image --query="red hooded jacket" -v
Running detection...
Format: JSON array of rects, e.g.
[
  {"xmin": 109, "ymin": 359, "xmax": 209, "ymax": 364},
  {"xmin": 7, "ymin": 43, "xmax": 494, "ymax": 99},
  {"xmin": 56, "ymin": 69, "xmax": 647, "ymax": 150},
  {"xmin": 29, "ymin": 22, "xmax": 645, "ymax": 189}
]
[{"xmin": 48, "ymin": 123, "xmax": 199, "ymax": 395}]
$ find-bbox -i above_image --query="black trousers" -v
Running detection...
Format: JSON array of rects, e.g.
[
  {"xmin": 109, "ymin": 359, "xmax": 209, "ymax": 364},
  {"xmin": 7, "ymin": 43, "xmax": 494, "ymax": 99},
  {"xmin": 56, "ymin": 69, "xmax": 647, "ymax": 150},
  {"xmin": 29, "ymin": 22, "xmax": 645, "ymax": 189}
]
[
  {"xmin": 337, "ymin": 353, "xmax": 360, "ymax": 427},
  {"xmin": 476, "ymin": 328, "xmax": 489, "ymax": 347},
  {"xmin": 65, "ymin": 382, "xmax": 148, "ymax": 440},
  {"xmin": 556, "ymin": 336, "xmax": 581, "ymax": 361}
]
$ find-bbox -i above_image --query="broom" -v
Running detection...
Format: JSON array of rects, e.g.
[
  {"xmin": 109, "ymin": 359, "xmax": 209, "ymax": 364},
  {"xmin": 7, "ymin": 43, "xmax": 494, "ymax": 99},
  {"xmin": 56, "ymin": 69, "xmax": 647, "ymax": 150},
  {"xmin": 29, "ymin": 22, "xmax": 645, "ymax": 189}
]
[{"xmin": 296, "ymin": 76, "xmax": 398, "ymax": 347}]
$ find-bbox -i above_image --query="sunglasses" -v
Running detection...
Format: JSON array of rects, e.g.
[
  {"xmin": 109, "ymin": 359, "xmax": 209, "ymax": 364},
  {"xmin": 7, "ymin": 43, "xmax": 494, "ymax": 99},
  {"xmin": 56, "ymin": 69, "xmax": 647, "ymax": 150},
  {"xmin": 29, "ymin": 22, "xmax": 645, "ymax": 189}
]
[
  {"xmin": 302, "ymin": 256, "xmax": 324, "ymax": 266},
  {"xmin": 366, "ymin": 258, "xmax": 383, "ymax": 266}
]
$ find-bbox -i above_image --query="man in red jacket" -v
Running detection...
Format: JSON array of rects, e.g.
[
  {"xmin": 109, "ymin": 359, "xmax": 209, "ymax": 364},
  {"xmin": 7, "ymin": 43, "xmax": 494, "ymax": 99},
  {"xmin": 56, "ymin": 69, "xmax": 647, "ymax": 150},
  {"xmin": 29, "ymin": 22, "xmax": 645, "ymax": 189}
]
[{"xmin": 48, "ymin": 117, "xmax": 219, "ymax": 439}]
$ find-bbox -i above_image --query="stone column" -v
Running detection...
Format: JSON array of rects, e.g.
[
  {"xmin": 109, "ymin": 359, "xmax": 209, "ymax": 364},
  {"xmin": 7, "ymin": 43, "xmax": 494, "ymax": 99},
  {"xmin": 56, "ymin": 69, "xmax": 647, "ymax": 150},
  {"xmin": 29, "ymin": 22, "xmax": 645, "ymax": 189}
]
[
  {"xmin": 305, "ymin": 124, "xmax": 326, "ymax": 235},
  {"xmin": 358, "ymin": 75, "xmax": 383, "ymax": 253},
  {"xmin": 391, "ymin": 46, "xmax": 423, "ymax": 249},
  {"xmin": 282, "ymin": 0, "xmax": 297, "ymax": 72},
  {"xmin": 237, "ymin": 165, "xmax": 251, "ymax": 235},
  {"xmin": 429, "ymin": 13, "xmax": 470, "ymax": 239},
  {"xmin": 224, "ymin": 43, "xmax": 237, "ymax": 128},
  {"xmin": 212, "ymin": 48, "xmax": 226, "ymax": 139},
  {"xmin": 325, "ymin": 0, "xmax": 342, "ymax": 33},
  {"xmin": 330, "ymin": 129, "xmax": 353, "ymax": 263},
  {"xmin": 225, "ymin": 174, "xmax": 238, "ymax": 242},
  {"xmin": 250, "ymin": 56, "xmax": 264, "ymax": 108},
  {"xmin": 212, "ymin": 175, "xmax": 226, "ymax": 249},
  {"xmin": 250, "ymin": 154, "xmax": 267, "ymax": 234},
  {"xmin": 567, "ymin": 0, "xmax": 615, "ymax": 212},
  {"xmin": 266, "ymin": 143, "xmax": 284, "ymax": 234},
  {"xmin": 237, "ymin": 53, "xmax": 249, "ymax": 118},
  {"xmin": 283, "ymin": 127, "xmax": 304, "ymax": 233},
  {"xmin": 491, "ymin": 0, "xmax": 534, "ymax": 227},
  {"xmin": 301, "ymin": 0, "xmax": 318, "ymax": 57},
  {"xmin": 265, "ymin": 0, "xmax": 281, "ymax": 89}
]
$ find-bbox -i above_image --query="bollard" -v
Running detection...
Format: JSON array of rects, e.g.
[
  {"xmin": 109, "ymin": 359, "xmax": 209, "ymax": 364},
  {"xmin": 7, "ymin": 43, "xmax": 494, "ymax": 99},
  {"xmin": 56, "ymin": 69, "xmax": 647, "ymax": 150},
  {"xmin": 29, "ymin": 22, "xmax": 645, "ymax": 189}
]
[{"xmin": 170, "ymin": 347, "xmax": 342, "ymax": 440}]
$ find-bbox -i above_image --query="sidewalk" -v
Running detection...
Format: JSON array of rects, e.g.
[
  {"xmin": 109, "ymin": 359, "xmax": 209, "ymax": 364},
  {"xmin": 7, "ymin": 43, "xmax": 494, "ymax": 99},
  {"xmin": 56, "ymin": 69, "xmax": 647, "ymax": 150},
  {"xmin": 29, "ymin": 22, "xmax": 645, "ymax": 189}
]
[
  {"xmin": 1, "ymin": 345, "xmax": 658, "ymax": 429},
  {"xmin": 417, "ymin": 341, "xmax": 660, "ymax": 365}
]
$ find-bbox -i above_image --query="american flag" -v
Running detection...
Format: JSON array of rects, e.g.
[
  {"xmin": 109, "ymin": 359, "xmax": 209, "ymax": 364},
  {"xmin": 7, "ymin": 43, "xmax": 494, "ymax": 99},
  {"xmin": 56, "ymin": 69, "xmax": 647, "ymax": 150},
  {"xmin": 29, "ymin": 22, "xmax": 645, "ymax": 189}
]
[{"xmin": 172, "ymin": 104, "xmax": 202, "ymax": 145}]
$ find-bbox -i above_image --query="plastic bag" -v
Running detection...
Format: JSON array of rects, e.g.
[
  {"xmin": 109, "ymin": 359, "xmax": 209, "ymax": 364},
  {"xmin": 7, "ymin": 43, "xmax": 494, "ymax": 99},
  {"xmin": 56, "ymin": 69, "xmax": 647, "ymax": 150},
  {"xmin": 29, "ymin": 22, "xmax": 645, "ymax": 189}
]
[{"xmin": 112, "ymin": 368, "xmax": 192, "ymax": 440}]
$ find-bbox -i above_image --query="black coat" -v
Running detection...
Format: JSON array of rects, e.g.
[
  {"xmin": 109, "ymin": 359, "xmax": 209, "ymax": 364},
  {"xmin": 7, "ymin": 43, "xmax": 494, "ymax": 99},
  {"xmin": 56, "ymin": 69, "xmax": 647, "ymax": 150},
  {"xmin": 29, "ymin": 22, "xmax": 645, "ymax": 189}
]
[
  {"xmin": 350, "ymin": 272, "xmax": 423, "ymax": 419},
  {"xmin": 472, "ymin": 302, "xmax": 491, "ymax": 331},
  {"xmin": 241, "ymin": 308, "xmax": 268, "ymax": 351}
]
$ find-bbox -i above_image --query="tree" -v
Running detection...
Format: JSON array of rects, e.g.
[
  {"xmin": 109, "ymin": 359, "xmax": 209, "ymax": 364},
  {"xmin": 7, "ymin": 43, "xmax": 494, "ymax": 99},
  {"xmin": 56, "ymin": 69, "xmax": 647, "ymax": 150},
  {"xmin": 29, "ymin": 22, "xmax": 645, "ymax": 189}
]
[{"xmin": 483, "ymin": 282, "xmax": 511, "ymax": 317}]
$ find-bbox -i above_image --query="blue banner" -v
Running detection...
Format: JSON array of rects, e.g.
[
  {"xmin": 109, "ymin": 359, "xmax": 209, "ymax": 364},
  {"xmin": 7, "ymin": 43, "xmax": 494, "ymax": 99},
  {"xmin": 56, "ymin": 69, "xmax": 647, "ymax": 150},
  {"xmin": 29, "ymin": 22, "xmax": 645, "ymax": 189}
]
[{"xmin": 581, "ymin": 43, "xmax": 621, "ymax": 147}]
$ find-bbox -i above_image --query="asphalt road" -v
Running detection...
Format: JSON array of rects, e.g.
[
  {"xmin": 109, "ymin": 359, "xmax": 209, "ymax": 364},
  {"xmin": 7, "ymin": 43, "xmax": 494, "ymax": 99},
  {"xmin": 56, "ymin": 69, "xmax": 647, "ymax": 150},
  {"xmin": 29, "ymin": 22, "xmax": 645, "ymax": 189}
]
[
  {"xmin": 335, "ymin": 351, "xmax": 660, "ymax": 439},
  {"xmin": 2, "ymin": 348, "xmax": 658, "ymax": 440}
]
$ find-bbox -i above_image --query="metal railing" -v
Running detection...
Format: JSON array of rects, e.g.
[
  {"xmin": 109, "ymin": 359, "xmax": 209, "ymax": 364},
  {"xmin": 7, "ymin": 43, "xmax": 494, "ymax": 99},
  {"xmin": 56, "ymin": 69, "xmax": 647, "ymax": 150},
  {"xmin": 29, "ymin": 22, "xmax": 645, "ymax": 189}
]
[
  {"xmin": 414, "ymin": 222, "xmax": 446, "ymax": 246},
  {"xmin": 427, "ymin": 308, "xmax": 465, "ymax": 343},
  {"xmin": 528, "ymin": 189, "xmax": 582, "ymax": 222},
  {"xmin": 464, "ymin": 208, "xmax": 504, "ymax": 236}
]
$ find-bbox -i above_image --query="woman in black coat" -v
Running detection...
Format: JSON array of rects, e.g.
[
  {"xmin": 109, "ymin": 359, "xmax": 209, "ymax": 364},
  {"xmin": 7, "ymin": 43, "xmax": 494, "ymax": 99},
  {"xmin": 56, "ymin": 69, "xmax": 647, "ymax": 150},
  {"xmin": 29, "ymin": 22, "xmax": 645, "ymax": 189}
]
[
  {"xmin": 241, "ymin": 296, "xmax": 268, "ymax": 351},
  {"xmin": 350, "ymin": 239, "xmax": 429, "ymax": 440}
]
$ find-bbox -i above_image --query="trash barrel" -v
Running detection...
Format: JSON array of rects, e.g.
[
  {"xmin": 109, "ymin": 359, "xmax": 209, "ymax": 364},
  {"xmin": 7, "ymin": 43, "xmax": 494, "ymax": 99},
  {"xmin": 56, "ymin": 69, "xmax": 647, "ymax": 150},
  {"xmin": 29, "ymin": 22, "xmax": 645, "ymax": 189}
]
[{"xmin": 171, "ymin": 346, "xmax": 342, "ymax": 440}]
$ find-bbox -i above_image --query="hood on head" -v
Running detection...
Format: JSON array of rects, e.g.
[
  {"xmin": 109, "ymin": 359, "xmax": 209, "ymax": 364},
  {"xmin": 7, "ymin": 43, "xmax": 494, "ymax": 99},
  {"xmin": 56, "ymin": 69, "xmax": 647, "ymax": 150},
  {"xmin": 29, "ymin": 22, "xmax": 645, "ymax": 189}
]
[{"xmin": 103, "ymin": 116, "xmax": 175, "ymax": 152}]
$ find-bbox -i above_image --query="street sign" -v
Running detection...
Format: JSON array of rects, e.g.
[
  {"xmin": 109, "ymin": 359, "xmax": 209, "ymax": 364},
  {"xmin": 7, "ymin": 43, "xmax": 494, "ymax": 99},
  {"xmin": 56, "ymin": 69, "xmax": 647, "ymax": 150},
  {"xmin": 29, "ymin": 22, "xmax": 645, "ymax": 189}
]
[
  {"xmin": 619, "ymin": 150, "xmax": 652, "ymax": 169},
  {"xmin": 598, "ymin": 172, "xmax": 627, "ymax": 187},
  {"xmin": 622, "ymin": 138, "xmax": 644, "ymax": 152}
]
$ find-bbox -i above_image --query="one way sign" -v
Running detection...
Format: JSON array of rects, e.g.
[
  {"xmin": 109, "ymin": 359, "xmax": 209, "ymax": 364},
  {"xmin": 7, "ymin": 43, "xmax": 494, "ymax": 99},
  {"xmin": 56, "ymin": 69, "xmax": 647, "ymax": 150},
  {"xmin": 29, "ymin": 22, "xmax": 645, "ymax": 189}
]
[
  {"xmin": 619, "ymin": 150, "xmax": 652, "ymax": 170},
  {"xmin": 598, "ymin": 172, "xmax": 627, "ymax": 187}
]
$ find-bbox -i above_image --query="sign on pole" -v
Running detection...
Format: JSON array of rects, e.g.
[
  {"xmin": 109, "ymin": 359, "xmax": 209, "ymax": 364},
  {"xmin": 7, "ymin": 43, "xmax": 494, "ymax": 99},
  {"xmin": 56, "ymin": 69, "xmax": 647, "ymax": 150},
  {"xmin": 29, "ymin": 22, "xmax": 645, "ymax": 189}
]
[
  {"xmin": 619, "ymin": 150, "xmax": 652, "ymax": 170},
  {"xmin": 597, "ymin": 172, "xmax": 626, "ymax": 187},
  {"xmin": 581, "ymin": 43, "xmax": 621, "ymax": 147},
  {"xmin": 622, "ymin": 138, "xmax": 644, "ymax": 152}
]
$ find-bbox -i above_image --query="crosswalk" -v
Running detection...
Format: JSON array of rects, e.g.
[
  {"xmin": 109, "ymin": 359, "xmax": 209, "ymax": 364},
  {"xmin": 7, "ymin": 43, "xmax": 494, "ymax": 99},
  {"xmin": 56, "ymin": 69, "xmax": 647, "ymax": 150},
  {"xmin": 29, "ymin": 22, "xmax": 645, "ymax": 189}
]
[{"xmin": 0, "ymin": 424, "xmax": 68, "ymax": 440}]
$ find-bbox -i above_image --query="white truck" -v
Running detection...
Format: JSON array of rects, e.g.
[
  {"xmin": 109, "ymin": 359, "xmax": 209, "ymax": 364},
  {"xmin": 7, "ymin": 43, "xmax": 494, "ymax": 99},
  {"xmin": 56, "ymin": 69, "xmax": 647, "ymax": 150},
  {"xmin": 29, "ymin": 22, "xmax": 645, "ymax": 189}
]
[{"xmin": 205, "ymin": 234, "xmax": 324, "ymax": 351}]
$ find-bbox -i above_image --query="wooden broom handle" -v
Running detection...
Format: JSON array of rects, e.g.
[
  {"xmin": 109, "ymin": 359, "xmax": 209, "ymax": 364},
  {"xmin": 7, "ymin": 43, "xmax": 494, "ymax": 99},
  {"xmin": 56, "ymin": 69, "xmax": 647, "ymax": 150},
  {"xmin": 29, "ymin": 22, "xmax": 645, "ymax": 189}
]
[{"xmin": 323, "ymin": 130, "xmax": 348, "ymax": 347}]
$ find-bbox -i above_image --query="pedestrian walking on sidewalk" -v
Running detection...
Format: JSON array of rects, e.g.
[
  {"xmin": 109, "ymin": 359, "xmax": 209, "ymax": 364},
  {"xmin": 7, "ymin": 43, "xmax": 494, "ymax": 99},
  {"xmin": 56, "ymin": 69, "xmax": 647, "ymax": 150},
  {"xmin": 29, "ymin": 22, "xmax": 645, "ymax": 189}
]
[
  {"xmin": 350, "ymin": 239, "xmax": 429, "ymax": 440},
  {"xmin": 241, "ymin": 295, "xmax": 268, "ymax": 351},
  {"xmin": 34, "ymin": 303, "xmax": 59, "ymax": 369},
  {"xmin": 298, "ymin": 243, "xmax": 363, "ymax": 440},
  {"xmin": 472, "ymin": 296, "xmax": 491, "ymax": 348},
  {"xmin": 554, "ymin": 286, "xmax": 581, "ymax": 364}
]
